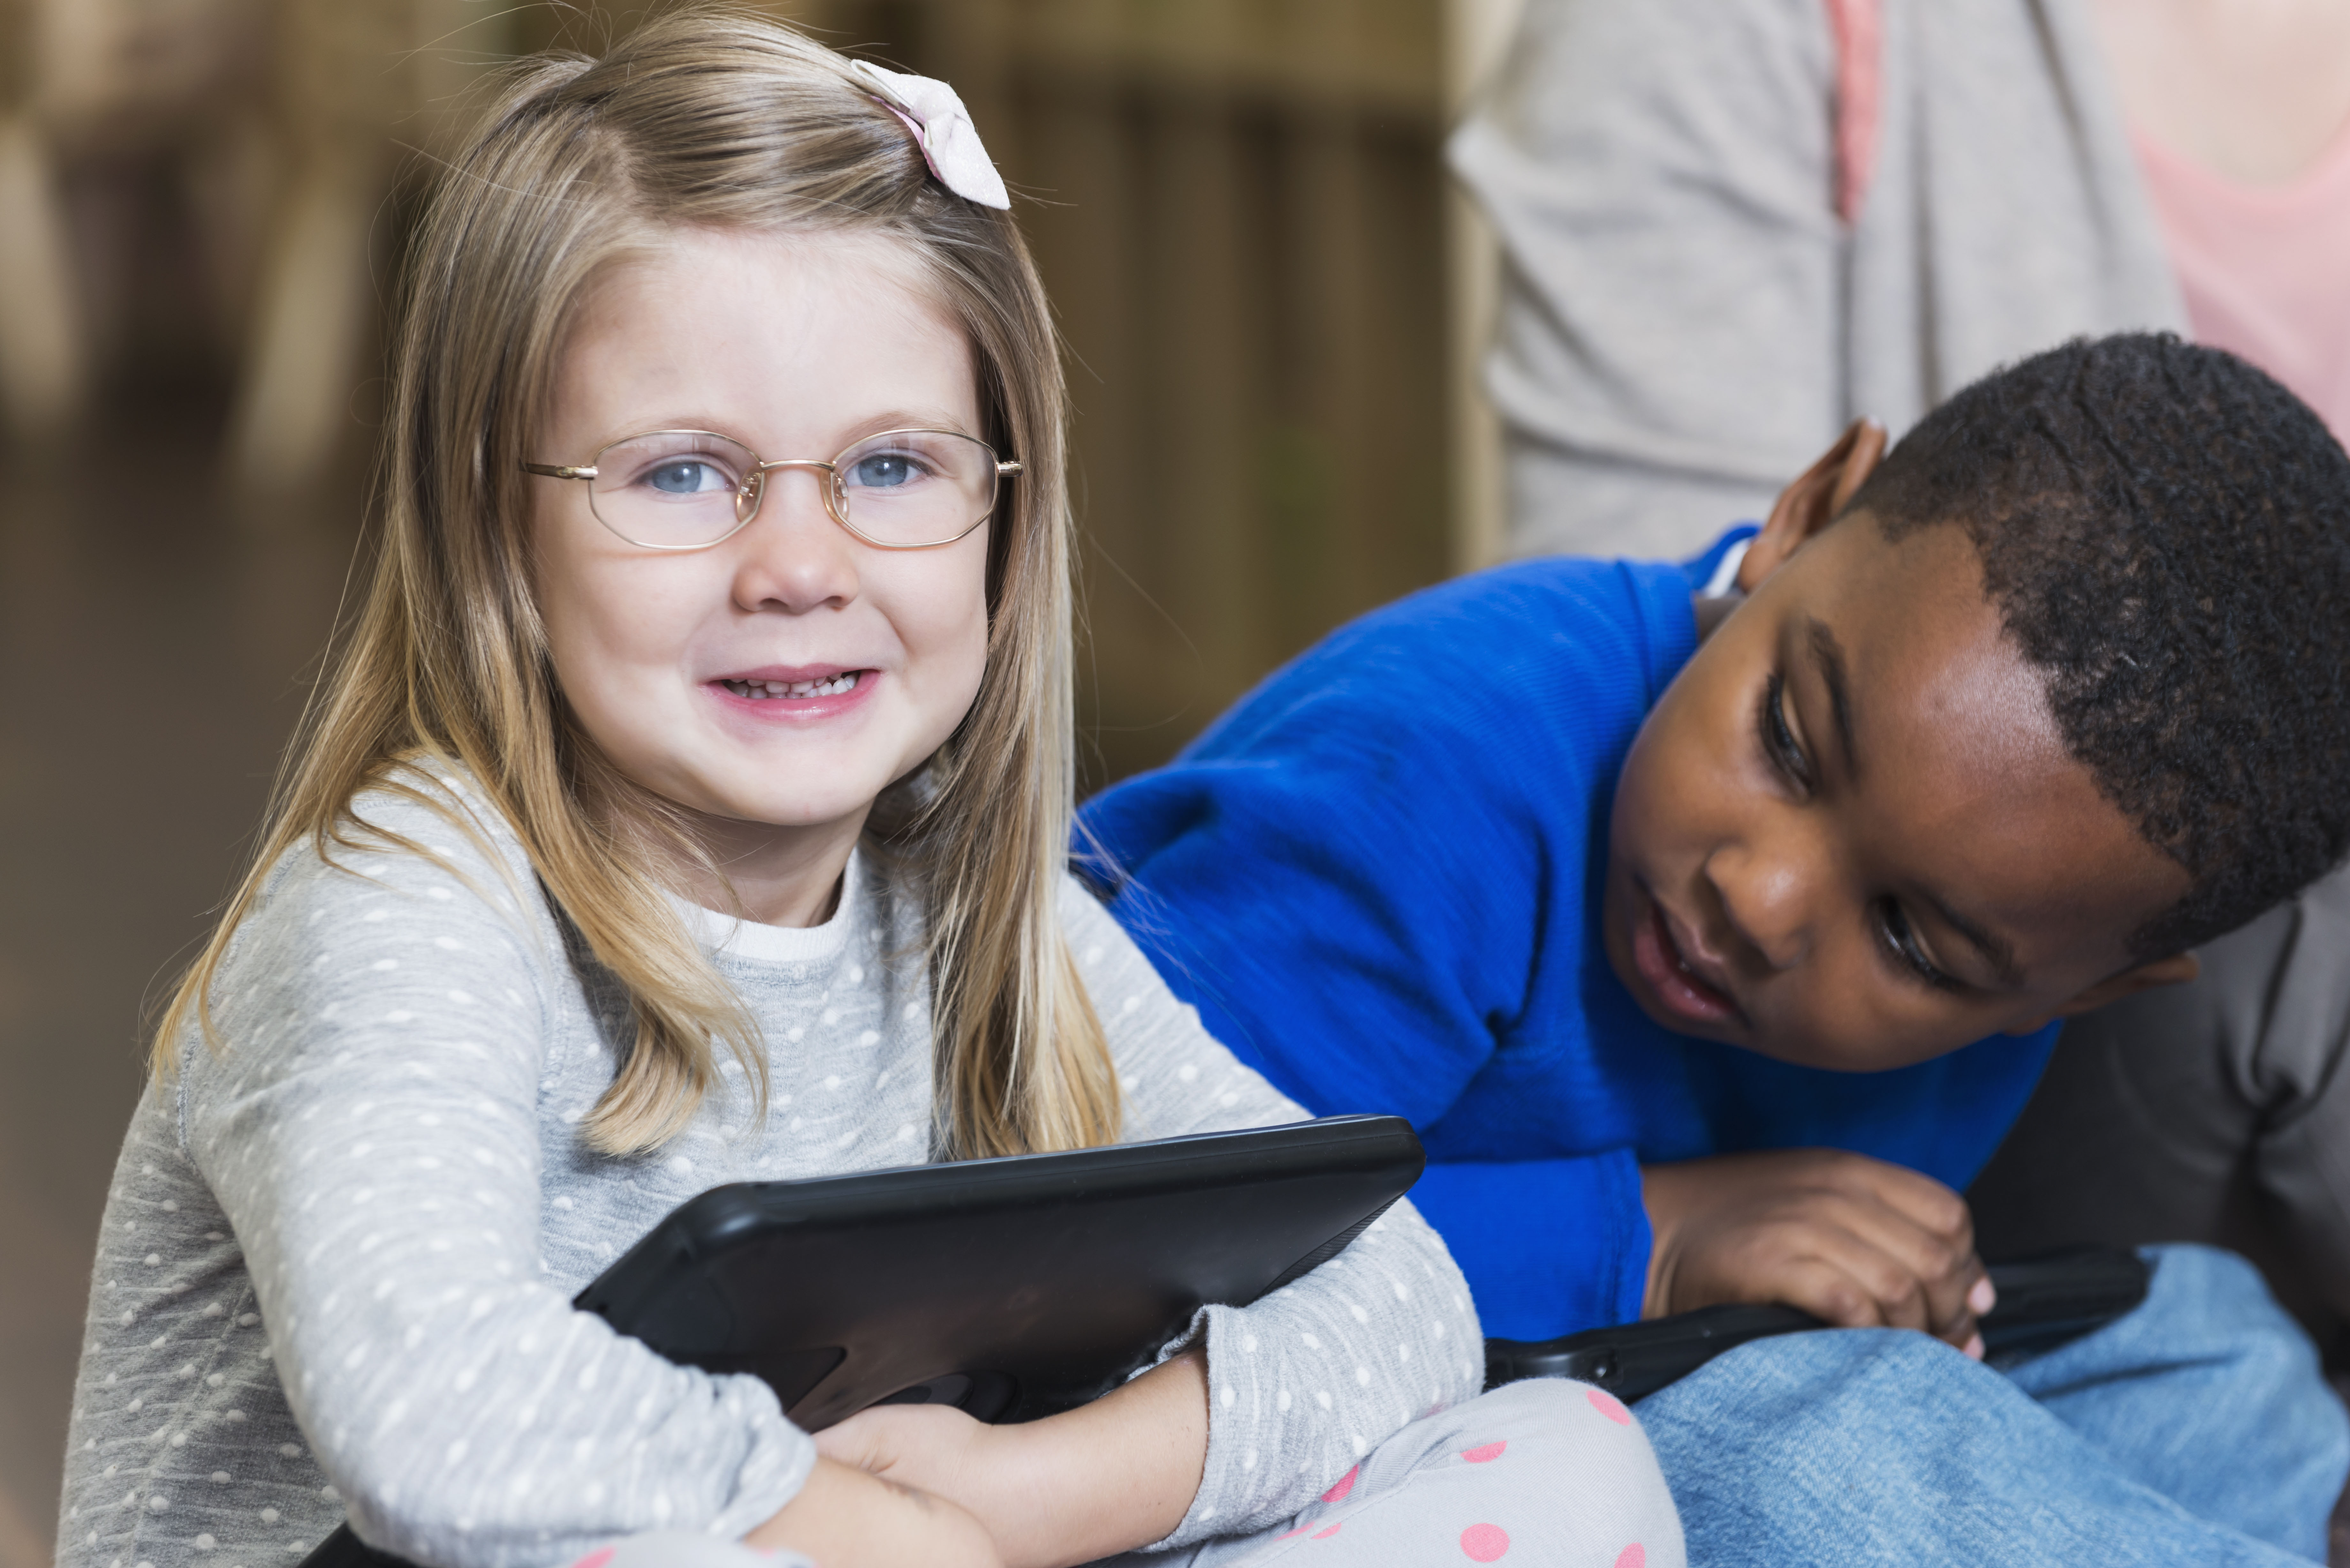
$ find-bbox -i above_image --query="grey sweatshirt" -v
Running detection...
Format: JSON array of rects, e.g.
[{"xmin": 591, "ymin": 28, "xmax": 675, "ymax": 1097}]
[
  {"xmin": 56, "ymin": 773, "xmax": 1483, "ymax": 1568},
  {"xmin": 1452, "ymin": 0, "xmax": 2188, "ymax": 560}
]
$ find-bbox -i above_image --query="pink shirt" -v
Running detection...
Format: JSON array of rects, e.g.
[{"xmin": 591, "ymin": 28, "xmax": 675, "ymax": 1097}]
[{"xmin": 2135, "ymin": 120, "xmax": 2350, "ymax": 442}]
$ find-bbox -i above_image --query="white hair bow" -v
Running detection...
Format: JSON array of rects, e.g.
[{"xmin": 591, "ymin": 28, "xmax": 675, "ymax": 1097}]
[{"xmin": 849, "ymin": 60, "xmax": 1012, "ymax": 210}]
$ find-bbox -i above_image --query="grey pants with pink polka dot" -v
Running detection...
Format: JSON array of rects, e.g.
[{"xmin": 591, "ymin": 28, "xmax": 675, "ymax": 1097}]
[{"xmin": 1101, "ymin": 1377, "xmax": 1682, "ymax": 1568}]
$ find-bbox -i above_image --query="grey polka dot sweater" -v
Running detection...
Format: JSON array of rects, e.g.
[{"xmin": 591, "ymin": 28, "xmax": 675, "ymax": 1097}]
[{"xmin": 56, "ymin": 775, "xmax": 1484, "ymax": 1568}]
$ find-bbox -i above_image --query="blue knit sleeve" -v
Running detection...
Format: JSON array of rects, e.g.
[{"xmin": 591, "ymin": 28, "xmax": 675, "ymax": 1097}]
[
  {"xmin": 1409, "ymin": 1155, "xmax": 1652, "ymax": 1341},
  {"xmin": 1089, "ymin": 758, "xmax": 1655, "ymax": 1340},
  {"xmin": 1084, "ymin": 559, "xmax": 1695, "ymax": 1344},
  {"xmin": 1085, "ymin": 738, "xmax": 1533, "ymax": 1131}
]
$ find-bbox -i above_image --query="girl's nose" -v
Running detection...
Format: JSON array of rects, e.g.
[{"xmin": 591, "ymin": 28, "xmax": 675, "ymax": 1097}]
[
  {"xmin": 730, "ymin": 468, "xmax": 860, "ymax": 613},
  {"xmin": 1702, "ymin": 828, "xmax": 1820, "ymax": 972}
]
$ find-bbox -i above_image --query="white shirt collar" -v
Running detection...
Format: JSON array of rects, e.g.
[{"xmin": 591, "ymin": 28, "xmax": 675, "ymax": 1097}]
[{"xmin": 664, "ymin": 850, "xmax": 861, "ymax": 964}]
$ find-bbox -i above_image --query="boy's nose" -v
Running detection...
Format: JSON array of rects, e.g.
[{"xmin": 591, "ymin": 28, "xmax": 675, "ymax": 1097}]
[
  {"xmin": 1702, "ymin": 835, "xmax": 1817, "ymax": 972},
  {"xmin": 732, "ymin": 469, "xmax": 860, "ymax": 613}
]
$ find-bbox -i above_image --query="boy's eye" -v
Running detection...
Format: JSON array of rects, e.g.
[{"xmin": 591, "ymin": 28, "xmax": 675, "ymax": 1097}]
[
  {"xmin": 1877, "ymin": 900, "xmax": 1959, "ymax": 991},
  {"xmin": 642, "ymin": 458, "xmax": 733, "ymax": 495},
  {"xmin": 1757, "ymin": 674, "xmax": 1812, "ymax": 790}
]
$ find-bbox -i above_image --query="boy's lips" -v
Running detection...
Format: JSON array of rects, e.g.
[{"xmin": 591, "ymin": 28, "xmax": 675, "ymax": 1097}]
[{"xmin": 1633, "ymin": 893, "xmax": 1745, "ymax": 1028}]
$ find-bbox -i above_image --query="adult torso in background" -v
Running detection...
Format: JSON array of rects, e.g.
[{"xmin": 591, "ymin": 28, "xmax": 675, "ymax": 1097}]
[
  {"xmin": 1456, "ymin": 0, "xmax": 2350, "ymax": 563},
  {"xmin": 2095, "ymin": 0, "xmax": 2350, "ymax": 441},
  {"xmin": 2094, "ymin": 0, "xmax": 2350, "ymax": 189},
  {"xmin": 1454, "ymin": 0, "xmax": 2179, "ymax": 561}
]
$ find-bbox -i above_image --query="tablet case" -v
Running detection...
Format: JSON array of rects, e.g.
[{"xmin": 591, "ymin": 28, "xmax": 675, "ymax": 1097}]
[{"xmin": 573, "ymin": 1113, "xmax": 1428, "ymax": 1429}]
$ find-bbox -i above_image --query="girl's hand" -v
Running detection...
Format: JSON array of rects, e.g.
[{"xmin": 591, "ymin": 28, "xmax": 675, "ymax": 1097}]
[
  {"xmin": 815, "ymin": 1350, "xmax": 1209, "ymax": 1568},
  {"xmin": 744, "ymin": 1456, "xmax": 1001, "ymax": 1568},
  {"xmin": 1641, "ymin": 1149, "xmax": 1995, "ymax": 1357}
]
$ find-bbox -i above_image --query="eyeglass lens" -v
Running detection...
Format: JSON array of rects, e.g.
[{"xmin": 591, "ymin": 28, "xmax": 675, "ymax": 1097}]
[{"xmin": 583, "ymin": 429, "xmax": 1000, "ymax": 548}]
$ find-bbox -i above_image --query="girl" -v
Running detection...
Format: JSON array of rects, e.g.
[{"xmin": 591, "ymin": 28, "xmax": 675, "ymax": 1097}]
[{"xmin": 53, "ymin": 13, "xmax": 1682, "ymax": 1568}]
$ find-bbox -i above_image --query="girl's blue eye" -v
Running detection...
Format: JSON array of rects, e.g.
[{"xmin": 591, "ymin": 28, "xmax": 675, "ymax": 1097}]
[
  {"xmin": 647, "ymin": 459, "xmax": 728, "ymax": 495},
  {"xmin": 846, "ymin": 451, "xmax": 924, "ymax": 489}
]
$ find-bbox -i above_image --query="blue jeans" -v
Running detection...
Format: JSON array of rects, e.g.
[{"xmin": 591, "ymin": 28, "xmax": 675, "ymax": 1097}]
[{"xmin": 1636, "ymin": 1245, "xmax": 2348, "ymax": 1565}]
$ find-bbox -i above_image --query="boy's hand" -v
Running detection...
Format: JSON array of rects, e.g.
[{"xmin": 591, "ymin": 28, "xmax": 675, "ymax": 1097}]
[
  {"xmin": 816, "ymin": 1350, "xmax": 1208, "ymax": 1568},
  {"xmin": 1640, "ymin": 1149, "xmax": 1995, "ymax": 1356},
  {"xmin": 744, "ymin": 1455, "xmax": 1002, "ymax": 1568}
]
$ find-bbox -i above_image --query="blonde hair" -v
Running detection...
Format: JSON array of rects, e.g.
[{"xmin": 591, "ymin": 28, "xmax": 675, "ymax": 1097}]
[{"xmin": 152, "ymin": 8, "xmax": 1120, "ymax": 1160}]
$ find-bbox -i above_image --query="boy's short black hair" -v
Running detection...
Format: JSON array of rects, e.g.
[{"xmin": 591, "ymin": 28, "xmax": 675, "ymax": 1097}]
[{"xmin": 1844, "ymin": 333, "xmax": 2350, "ymax": 960}]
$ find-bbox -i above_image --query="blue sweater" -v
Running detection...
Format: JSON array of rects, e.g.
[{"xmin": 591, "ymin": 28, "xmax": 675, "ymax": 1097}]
[{"xmin": 1080, "ymin": 538, "xmax": 2059, "ymax": 1341}]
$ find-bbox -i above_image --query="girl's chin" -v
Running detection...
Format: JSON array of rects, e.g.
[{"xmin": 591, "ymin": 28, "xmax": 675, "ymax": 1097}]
[
  {"xmin": 647, "ymin": 761, "xmax": 899, "ymax": 834},
  {"xmin": 715, "ymin": 785, "xmax": 890, "ymax": 831}
]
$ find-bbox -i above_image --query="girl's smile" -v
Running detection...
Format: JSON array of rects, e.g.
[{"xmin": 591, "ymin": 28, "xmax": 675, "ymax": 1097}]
[{"xmin": 709, "ymin": 665, "xmax": 877, "ymax": 719}]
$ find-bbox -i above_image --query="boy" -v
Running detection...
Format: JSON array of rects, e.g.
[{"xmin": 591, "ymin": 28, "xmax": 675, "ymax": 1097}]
[{"xmin": 1082, "ymin": 336, "xmax": 2350, "ymax": 1559}]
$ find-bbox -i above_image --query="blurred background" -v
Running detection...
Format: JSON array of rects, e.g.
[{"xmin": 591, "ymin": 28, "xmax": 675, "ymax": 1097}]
[{"xmin": 0, "ymin": 2, "xmax": 1523, "ymax": 1560}]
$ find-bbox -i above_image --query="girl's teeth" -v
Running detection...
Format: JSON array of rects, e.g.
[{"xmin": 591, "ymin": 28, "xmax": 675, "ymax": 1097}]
[{"xmin": 723, "ymin": 672, "xmax": 861, "ymax": 700}]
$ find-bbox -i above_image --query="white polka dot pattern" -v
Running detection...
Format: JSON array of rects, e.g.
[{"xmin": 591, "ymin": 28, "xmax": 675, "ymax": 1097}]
[{"xmin": 55, "ymin": 769, "xmax": 1481, "ymax": 1568}]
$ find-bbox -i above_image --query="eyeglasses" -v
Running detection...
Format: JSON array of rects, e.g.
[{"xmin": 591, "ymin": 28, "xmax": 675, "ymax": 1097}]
[{"xmin": 523, "ymin": 428, "xmax": 1020, "ymax": 551}]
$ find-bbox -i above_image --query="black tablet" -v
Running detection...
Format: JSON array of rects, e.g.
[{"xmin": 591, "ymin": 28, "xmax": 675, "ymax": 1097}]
[
  {"xmin": 574, "ymin": 1113, "xmax": 1426, "ymax": 1430},
  {"xmin": 1482, "ymin": 1245, "xmax": 2152, "ymax": 1403}
]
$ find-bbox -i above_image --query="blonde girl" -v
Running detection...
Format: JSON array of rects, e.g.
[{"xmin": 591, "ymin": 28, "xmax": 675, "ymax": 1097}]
[{"xmin": 54, "ymin": 12, "xmax": 1681, "ymax": 1568}]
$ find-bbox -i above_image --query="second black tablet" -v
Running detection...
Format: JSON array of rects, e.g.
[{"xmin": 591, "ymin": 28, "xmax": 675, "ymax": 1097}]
[{"xmin": 572, "ymin": 1113, "xmax": 1425, "ymax": 1431}]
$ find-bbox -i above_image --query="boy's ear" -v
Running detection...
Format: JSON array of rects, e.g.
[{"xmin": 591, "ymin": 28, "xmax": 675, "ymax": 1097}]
[
  {"xmin": 1735, "ymin": 418, "xmax": 1890, "ymax": 594},
  {"xmin": 1999, "ymin": 951, "xmax": 2202, "ymax": 1037}
]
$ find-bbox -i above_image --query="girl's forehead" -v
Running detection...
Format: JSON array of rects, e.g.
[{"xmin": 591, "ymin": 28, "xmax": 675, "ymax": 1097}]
[
  {"xmin": 553, "ymin": 226, "xmax": 977, "ymax": 445},
  {"xmin": 584, "ymin": 225, "xmax": 956, "ymax": 342}
]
